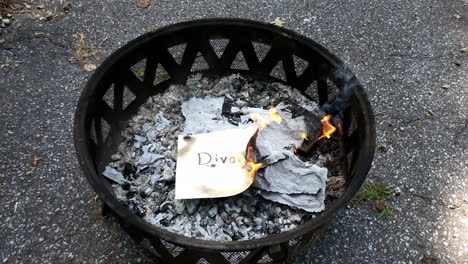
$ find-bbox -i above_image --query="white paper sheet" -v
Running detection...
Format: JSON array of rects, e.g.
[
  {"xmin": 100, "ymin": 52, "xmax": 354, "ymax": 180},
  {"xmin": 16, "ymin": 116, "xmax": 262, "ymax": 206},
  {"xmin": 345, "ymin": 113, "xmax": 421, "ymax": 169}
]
[{"xmin": 175, "ymin": 126, "xmax": 258, "ymax": 199}]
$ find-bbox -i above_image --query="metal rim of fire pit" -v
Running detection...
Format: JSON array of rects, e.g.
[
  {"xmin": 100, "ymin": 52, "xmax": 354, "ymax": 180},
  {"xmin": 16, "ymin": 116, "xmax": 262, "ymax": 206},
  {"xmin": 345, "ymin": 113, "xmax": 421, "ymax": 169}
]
[{"xmin": 73, "ymin": 18, "xmax": 375, "ymax": 262}]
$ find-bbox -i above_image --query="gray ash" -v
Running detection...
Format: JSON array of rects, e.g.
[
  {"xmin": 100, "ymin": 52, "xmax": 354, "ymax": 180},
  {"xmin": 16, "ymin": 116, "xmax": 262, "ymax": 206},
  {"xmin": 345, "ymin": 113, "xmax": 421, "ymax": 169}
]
[{"xmin": 103, "ymin": 74, "xmax": 344, "ymax": 241}]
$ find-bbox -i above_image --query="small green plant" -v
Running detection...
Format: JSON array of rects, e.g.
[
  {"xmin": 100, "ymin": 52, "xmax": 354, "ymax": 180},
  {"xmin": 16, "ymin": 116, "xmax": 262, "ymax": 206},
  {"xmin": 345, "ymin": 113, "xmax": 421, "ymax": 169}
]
[
  {"xmin": 350, "ymin": 182, "xmax": 396, "ymax": 222},
  {"xmin": 350, "ymin": 182, "xmax": 393, "ymax": 205},
  {"xmin": 377, "ymin": 204, "xmax": 395, "ymax": 222},
  {"xmin": 82, "ymin": 45, "xmax": 93, "ymax": 54}
]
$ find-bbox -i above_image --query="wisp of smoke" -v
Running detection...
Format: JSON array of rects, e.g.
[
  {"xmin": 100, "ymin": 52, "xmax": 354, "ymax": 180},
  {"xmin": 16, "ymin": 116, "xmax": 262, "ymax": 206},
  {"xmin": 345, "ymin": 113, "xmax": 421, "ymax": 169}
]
[{"xmin": 320, "ymin": 66, "xmax": 359, "ymax": 116}]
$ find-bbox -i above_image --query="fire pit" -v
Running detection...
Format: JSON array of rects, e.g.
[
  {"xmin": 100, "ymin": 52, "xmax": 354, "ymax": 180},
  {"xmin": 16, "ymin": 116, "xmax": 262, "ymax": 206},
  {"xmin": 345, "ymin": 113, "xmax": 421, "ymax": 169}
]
[{"xmin": 73, "ymin": 18, "xmax": 375, "ymax": 263}]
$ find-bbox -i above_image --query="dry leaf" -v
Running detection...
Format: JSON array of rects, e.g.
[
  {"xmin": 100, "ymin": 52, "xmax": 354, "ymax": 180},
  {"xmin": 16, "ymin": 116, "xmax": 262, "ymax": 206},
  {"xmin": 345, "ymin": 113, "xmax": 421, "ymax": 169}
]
[
  {"xmin": 39, "ymin": 10, "xmax": 57, "ymax": 21},
  {"xmin": 11, "ymin": 3, "xmax": 24, "ymax": 10},
  {"xmin": 74, "ymin": 33, "xmax": 103, "ymax": 69},
  {"xmin": 63, "ymin": 2, "xmax": 71, "ymax": 10},
  {"xmin": 78, "ymin": 32, "xmax": 86, "ymax": 43},
  {"xmin": 421, "ymin": 256, "xmax": 438, "ymax": 264},
  {"xmin": 83, "ymin": 63, "xmax": 97, "ymax": 72},
  {"xmin": 372, "ymin": 199, "xmax": 385, "ymax": 213},
  {"xmin": 453, "ymin": 14, "xmax": 462, "ymax": 19},
  {"xmin": 136, "ymin": 0, "xmax": 150, "ymax": 8},
  {"xmin": 270, "ymin": 17, "xmax": 285, "ymax": 27},
  {"xmin": 0, "ymin": 62, "xmax": 10, "ymax": 69},
  {"xmin": 31, "ymin": 155, "xmax": 41, "ymax": 169}
]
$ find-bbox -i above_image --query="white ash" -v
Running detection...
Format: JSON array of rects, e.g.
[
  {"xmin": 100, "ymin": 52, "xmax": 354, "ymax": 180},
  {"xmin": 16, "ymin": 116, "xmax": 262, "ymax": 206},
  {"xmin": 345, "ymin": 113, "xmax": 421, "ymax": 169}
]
[
  {"xmin": 254, "ymin": 152, "xmax": 327, "ymax": 195},
  {"xmin": 181, "ymin": 97, "xmax": 236, "ymax": 134},
  {"xmin": 102, "ymin": 166, "xmax": 125, "ymax": 184},
  {"xmin": 254, "ymin": 152, "xmax": 327, "ymax": 213},
  {"xmin": 103, "ymin": 74, "xmax": 343, "ymax": 241},
  {"xmin": 259, "ymin": 189, "xmax": 326, "ymax": 213},
  {"xmin": 254, "ymin": 114, "xmax": 306, "ymax": 164}
]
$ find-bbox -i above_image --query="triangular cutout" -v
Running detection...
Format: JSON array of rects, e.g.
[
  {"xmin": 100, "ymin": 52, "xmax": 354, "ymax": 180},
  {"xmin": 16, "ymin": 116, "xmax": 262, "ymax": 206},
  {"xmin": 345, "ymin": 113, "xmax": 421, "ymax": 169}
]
[
  {"xmin": 195, "ymin": 258, "xmax": 209, "ymax": 264},
  {"xmin": 304, "ymin": 81, "xmax": 319, "ymax": 101},
  {"xmin": 293, "ymin": 54, "xmax": 309, "ymax": 76},
  {"xmin": 209, "ymin": 38, "xmax": 229, "ymax": 58},
  {"xmin": 259, "ymin": 253, "xmax": 274, "ymax": 262},
  {"xmin": 288, "ymin": 237, "xmax": 301, "ymax": 247},
  {"xmin": 221, "ymin": 251, "xmax": 250, "ymax": 263},
  {"xmin": 103, "ymin": 84, "xmax": 114, "ymax": 109},
  {"xmin": 168, "ymin": 43, "xmax": 187, "ymax": 64},
  {"xmin": 327, "ymin": 79, "xmax": 337, "ymax": 97},
  {"xmin": 160, "ymin": 239, "xmax": 184, "ymax": 258},
  {"xmin": 89, "ymin": 118, "xmax": 97, "ymax": 144},
  {"xmin": 130, "ymin": 58, "xmax": 147, "ymax": 81},
  {"xmin": 153, "ymin": 64, "xmax": 170, "ymax": 85},
  {"xmin": 220, "ymin": 252, "xmax": 233, "ymax": 260},
  {"xmin": 252, "ymin": 41, "xmax": 271, "ymax": 62},
  {"xmin": 191, "ymin": 52, "xmax": 210, "ymax": 72},
  {"xmin": 122, "ymin": 86, "xmax": 136, "ymax": 110},
  {"xmin": 270, "ymin": 61, "xmax": 287, "ymax": 81},
  {"xmin": 101, "ymin": 118, "xmax": 111, "ymax": 142},
  {"xmin": 231, "ymin": 51, "xmax": 249, "ymax": 70}
]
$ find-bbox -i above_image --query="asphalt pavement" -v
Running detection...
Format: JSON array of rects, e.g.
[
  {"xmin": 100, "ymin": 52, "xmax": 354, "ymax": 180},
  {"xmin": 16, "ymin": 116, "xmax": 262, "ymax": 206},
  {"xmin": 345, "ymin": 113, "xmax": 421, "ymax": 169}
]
[{"xmin": 0, "ymin": 0, "xmax": 467, "ymax": 263}]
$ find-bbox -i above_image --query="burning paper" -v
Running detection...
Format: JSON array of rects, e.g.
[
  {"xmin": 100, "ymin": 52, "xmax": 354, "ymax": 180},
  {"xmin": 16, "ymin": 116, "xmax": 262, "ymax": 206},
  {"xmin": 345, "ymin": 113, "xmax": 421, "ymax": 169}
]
[
  {"xmin": 177, "ymin": 95, "xmax": 330, "ymax": 212},
  {"xmin": 175, "ymin": 126, "xmax": 259, "ymax": 199}
]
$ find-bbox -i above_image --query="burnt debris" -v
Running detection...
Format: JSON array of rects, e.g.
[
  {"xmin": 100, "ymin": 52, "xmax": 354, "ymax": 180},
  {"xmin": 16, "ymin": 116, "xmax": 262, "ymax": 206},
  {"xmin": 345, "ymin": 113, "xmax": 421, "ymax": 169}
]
[{"xmin": 123, "ymin": 162, "xmax": 137, "ymax": 180}]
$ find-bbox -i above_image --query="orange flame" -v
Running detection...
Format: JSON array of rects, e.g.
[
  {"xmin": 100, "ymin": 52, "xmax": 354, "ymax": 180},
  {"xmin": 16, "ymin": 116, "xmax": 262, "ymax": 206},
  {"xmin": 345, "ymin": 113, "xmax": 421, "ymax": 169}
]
[
  {"xmin": 240, "ymin": 106, "xmax": 281, "ymax": 181},
  {"xmin": 301, "ymin": 132, "xmax": 309, "ymax": 141},
  {"xmin": 317, "ymin": 115, "xmax": 336, "ymax": 140},
  {"xmin": 249, "ymin": 113, "xmax": 269, "ymax": 129},
  {"xmin": 237, "ymin": 146, "xmax": 262, "ymax": 183},
  {"xmin": 269, "ymin": 106, "xmax": 282, "ymax": 125},
  {"xmin": 250, "ymin": 106, "xmax": 282, "ymax": 130}
]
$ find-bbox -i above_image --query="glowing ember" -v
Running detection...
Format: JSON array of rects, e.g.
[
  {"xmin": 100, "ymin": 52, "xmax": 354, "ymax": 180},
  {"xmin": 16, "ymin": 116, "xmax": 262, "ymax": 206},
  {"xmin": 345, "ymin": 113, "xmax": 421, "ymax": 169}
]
[
  {"xmin": 317, "ymin": 115, "xmax": 336, "ymax": 140},
  {"xmin": 237, "ymin": 146, "xmax": 262, "ymax": 183},
  {"xmin": 250, "ymin": 106, "xmax": 282, "ymax": 129},
  {"xmin": 301, "ymin": 132, "xmax": 309, "ymax": 141}
]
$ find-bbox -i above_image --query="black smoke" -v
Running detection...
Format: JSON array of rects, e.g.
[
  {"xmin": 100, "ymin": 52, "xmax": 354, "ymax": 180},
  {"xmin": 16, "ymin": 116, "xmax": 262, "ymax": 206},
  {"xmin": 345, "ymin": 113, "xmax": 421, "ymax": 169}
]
[{"xmin": 320, "ymin": 66, "xmax": 359, "ymax": 116}]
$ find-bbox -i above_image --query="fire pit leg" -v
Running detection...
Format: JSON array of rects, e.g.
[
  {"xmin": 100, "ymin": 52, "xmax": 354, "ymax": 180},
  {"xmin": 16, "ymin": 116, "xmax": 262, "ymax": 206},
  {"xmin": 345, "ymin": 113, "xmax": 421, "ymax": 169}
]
[
  {"xmin": 239, "ymin": 248, "xmax": 264, "ymax": 263},
  {"xmin": 148, "ymin": 238, "xmax": 175, "ymax": 263},
  {"xmin": 125, "ymin": 228, "xmax": 144, "ymax": 244},
  {"xmin": 173, "ymin": 249, "xmax": 202, "ymax": 263},
  {"xmin": 268, "ymin": 243, "xmax": 288, "ymax": 261},
  {"xmin": 101, "ymin": 202, "xmax": 111, "ymax": 217},
  {"xmin": 293, "ymin": 222, "xmax": 330, "ymax": 256}
]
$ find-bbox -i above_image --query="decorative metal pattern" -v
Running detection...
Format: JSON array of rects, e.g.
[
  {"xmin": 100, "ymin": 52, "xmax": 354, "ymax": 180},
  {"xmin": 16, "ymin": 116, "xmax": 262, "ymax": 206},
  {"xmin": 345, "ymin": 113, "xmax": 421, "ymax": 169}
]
[{"xmin": 74, "ymin": 18, "xmax": 376, "ymax": 264}]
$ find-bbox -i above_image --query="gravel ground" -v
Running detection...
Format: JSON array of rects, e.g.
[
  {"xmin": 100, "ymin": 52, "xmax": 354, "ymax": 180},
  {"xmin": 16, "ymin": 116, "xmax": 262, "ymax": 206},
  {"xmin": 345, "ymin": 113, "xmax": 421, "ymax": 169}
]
[{"xmin": 0, "ymin": 0, "xmax": 467, "ymax": 263}]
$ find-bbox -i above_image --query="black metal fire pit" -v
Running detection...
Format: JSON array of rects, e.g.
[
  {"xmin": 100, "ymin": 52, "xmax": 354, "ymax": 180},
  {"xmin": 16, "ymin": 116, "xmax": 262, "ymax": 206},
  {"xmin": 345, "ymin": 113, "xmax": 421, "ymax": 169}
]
[{"xmin": 73, "ymin": 18, "xmax": 375, "ymax": 263}]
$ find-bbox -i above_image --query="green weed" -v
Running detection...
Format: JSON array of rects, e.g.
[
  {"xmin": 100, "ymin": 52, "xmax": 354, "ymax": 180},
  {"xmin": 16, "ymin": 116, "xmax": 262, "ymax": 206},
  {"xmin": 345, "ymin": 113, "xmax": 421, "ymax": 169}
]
[
  {"xmin": 350, "ymin": 182, "xmax": 396, "ymax": 222},
  {"xmin": 82, "ymin": 45, "xmax": 93, "ymax": 53}
]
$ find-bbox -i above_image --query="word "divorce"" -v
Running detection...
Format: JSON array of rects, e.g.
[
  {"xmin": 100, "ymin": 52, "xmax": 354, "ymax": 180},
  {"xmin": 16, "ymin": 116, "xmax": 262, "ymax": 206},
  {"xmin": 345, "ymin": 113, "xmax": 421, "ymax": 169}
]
[{"xmin": 197, "ymin": 152, "xmax": 239, "ymax": 166}]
